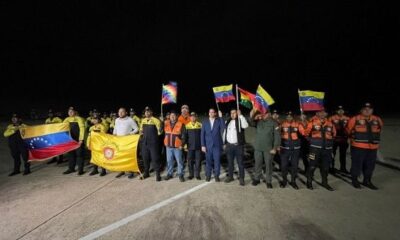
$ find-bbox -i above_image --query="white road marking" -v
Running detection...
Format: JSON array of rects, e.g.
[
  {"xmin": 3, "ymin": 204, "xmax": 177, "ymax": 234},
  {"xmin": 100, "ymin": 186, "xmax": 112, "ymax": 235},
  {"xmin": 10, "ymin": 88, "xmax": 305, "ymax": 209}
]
[{"xmin": 80, "ymin": 181, "xmax": 211, "ymax": 240}]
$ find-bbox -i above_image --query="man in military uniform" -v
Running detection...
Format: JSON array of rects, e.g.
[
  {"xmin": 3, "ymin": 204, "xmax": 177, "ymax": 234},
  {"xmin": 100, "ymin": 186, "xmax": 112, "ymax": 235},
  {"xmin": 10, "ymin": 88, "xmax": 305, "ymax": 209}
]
[{"xmin": 250, "ymin": 109, "xmax": 281, "ymax": 189}]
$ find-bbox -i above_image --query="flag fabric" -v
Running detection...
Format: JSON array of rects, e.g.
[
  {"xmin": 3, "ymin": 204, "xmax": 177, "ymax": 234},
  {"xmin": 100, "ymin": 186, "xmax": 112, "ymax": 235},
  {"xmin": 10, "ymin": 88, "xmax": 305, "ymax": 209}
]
[
  {"xmin": 89, "ymin": 132, "xmax": 140, "ymax": 173},
  {"xmin": 298, "ymin": 90, "xmax": 325, "ymax": 111},
  {"xmin": 162, "ymin": 81, "xmax": 178, "ymax": 104},
  {"xmin": 212, "ymin": 84, "xmax": 236, "ymax": 103},
  {"xmin": 238, "ymin": 87, "xmax": 256, "ymax": 109},
  {"xmin": 254, "ymin": 84, "xmax": 275, "ymax": 113},
  {"xmin": 20, "ymin": 123, "xmax": 80, "ymax": 161}
]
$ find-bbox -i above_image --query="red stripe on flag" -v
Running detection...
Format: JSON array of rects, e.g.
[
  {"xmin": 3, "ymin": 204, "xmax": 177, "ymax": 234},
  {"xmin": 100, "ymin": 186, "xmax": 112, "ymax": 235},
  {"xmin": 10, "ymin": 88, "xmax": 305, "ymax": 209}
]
[
  {"xmin": 301, "ymin": 103, "xmax": 324, "ymax": 111},
  {"xmin": 28, "ymin": 141, "xmax": 80, "ymax": 161},
  {"xmin": 215, "ymin": 95, "xmax": 235, "ymax": 103}
]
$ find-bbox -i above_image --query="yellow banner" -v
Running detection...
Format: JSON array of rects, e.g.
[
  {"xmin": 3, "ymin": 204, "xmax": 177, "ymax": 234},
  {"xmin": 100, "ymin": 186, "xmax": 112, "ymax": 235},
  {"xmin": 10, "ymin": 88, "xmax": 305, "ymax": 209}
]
[
  {"xmin": 89, "ymin": 132, "xmax": 140, "ymax": 173},
  {"xmin": 213, "ymin": 84, "xmax": 233, "ymax": 93}
]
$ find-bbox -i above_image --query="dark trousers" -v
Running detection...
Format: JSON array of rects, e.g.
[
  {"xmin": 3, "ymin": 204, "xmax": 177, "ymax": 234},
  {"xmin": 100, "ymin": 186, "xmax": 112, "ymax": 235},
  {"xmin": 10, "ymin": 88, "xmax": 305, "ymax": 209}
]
[
  {"xmin": 307, "ymin": 147, "xmax": 332, "ymax": 184},
  {"xmin": 187, "ymin": 149, "xmax": 202, "ymax": 177},
  {"xmin": 226, "ymin": 144, "xmax": 245, "ymax": 180},
  {"xmin": 142, "ymin": 143, "xmax": 160, "ymax": 175},
  {"xmin": 9, "ymin": 144, "xmax": 30, "ymax": 172},
  {"xmin": 350, "ymin": 147, "xmax": 377, "ymax": 181},
  {"xmin": 205, "ymin": 146, "xmax": 221, "ymax": 178},
  {"xmin": 280, "ymin": 149, "xmax": 300, "ymax": 182},
  {"xmin": 300, "ymin": 138, "xmax": 309, "ymax": 171},
  {"xmin": 68, "ymin": 143, "xmax": 85, "ymax": 172},
  {"xmin": 332, "ymin": 141, "xmax": 348, "ymax": 170}
]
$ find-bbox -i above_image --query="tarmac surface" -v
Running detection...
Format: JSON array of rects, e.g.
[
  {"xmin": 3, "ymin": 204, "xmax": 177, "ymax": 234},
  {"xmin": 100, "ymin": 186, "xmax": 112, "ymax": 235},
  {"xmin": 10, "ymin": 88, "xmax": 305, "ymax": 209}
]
[{"xmin": 0, "ymin": 119, "xmax": 399, "ymax": 240}]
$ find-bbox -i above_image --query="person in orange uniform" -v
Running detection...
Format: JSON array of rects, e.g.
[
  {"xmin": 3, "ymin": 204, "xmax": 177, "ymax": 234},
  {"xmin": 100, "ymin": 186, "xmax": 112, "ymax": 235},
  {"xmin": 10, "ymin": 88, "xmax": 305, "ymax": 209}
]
[
  {"xmin": 178, "ymin": 104, "xmax": 191, "ymax": 125},
  {"xmin": 329, "ymin": 106, "xmax": 350, "ymax": 173},
  {"xmin": 164, "ymin": 111, "xmax": 187, "ymax": 182},
  {"xmin": 304, "ymin": 109, "xmax": 336, "ymax": 191},
  {"xmin": 346, "ymin": 103, "xmax": 383, "ymax": 190},
  {"xmin": 279, "ymin": 111, "xmax": 305, "ymax": 189}
]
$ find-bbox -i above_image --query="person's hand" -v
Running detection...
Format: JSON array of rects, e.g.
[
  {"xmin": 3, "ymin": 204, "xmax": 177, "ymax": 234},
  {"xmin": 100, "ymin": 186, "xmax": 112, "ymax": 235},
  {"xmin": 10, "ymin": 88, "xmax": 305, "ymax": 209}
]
[
  {"xmin": 201, "ymin": 146, "xmax": 207, "ymax": 153},
  {"xmin": 160, "ymin": 116, "xmax": 164, "ymax": 121},
  {"xmin": 223, "ymin": 144, "xmax": 226, "ymax": 151},
  {"xmin": 79, "ymin": 140, "xmax": 83, "ymax": 145},
  {"xmin": 270, "ymin": 149, "xmax": 276, "ymax": 155},
  {"xmin": 218, "ymin": 110, "xmax": 223, "ymax": 118},
  {"xmin": 179, "ymin": 146, "xmax": 183, "ymax": 150},
  {"xmin": 237, "ymin": 109, "xmax": 242, "ymax": 116}
]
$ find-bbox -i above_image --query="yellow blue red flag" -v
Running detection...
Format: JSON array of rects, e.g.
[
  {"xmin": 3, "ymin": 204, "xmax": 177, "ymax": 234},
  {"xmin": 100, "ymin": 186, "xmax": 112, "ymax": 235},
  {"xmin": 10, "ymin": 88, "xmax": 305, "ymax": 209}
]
[{"xmin": 20, "ymin": 123, "xmax": 80, "ymax": 161}]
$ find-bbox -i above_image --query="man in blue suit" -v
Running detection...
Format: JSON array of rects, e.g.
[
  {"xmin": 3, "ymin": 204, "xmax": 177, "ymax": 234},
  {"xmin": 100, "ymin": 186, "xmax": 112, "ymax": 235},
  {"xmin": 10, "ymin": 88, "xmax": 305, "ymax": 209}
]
[{"xmin": 201, "ymin": 108, "xmax": 225, "ymax": 182}]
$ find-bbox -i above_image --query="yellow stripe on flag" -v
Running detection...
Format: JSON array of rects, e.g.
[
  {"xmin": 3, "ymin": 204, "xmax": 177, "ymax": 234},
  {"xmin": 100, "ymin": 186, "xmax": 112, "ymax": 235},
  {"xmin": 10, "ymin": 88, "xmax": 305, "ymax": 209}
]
[
  {"xmin": 20, "ymin": 123, "xmax": 70, "ymax": 139},
  {"xmin": 257, "ymin": 85, "xmax": 275, "ymax": 106},
  {"xmin": 298, "ymin": 90, "xmax": 325, "ymax": 99},
  {"xmin": 89, "ymin": 132, "xmax": 140, "ymax": 173},
  {"xmin": 213, "ymin": 84, "xmax": 233, "ymax": 93}
]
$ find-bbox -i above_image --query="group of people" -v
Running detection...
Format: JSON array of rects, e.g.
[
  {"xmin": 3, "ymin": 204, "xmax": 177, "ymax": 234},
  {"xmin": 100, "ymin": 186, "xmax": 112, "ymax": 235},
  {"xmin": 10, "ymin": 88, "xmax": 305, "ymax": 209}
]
[{"xmin": 4, "ymin": 102, "xmax": 383, "ymax": 191}]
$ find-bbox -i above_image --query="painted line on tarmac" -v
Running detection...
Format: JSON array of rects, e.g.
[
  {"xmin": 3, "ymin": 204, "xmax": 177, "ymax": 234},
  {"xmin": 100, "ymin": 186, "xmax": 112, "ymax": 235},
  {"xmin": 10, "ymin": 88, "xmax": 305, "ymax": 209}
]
[{"xmin": 80, "ymin": 181, "xmax": 212, "ymax": 240}]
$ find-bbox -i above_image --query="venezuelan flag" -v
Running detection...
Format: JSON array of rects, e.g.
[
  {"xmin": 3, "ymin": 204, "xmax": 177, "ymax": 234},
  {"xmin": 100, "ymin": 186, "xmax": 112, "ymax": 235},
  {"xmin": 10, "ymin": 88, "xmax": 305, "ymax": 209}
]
[
  {"xmin": 238, "ymin": 87, "xmax": 255, "ymax": 109},
  {"xmin": 89, "ymin": 132, "xmax": 140, "ymax": 172},
  {"xmin": 20, "ymin": 123, "xmax": 80, "ymax": 161},
  {"xmin": 213, "ymin": 84, "xmax": 235, "ymax": 103},
  {"xmin": 298, "ymin": 90, "xmax": 325, "ymax": 111},
  {"xmin": 254, "ymin": 84, "xmax": 275, "ymax": 113},
  {"xmin": 162, "ymin": 81, "xmax": 178, "ymax": 104}
]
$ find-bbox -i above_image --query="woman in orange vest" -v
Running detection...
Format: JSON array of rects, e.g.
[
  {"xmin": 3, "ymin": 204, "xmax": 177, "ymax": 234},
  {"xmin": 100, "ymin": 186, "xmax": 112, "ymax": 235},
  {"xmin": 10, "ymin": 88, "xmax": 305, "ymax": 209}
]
[
  {"xmin": 346, "ymin": 103, "xmax": 383, "ymax": 190},
  {"xmin": 164, "ymin": 111, "xmax": 187, "ymax": 182},
  {"xmin": 304, "ymin": 110, "xmax": 336, "ymax": 191},
  {"xmin": 279, "ymin": 111, "xmax": 305, "ymax": 189}
]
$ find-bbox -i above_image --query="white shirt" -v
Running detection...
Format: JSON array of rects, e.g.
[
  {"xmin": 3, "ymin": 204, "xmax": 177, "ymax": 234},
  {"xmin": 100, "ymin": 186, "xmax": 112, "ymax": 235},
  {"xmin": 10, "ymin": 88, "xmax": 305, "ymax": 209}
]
[
  {"xmin": 113, "ymin": 117, "xmax": 139, "ymax": 136},
  {"xmin": 225, "ymin": 115, "xmax": 249, "ymax": 144},
  {"xmin": 209, "ymin": 118, "xmax": 215, "ymax": 130}
]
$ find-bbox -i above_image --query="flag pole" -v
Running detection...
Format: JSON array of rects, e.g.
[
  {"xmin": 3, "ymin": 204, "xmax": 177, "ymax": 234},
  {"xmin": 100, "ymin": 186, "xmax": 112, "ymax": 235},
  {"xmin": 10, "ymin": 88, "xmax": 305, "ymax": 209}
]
[
  {"xmin": 161, "ymin": 84, "xmax": 164, "ymax": 120},
  {"xmin": 297, "ymin": 88, "xmax": 303, "ymax": 115},
  {"xmin": 236, "ymin": 84, "xmax": 241, "ymax": 132}
]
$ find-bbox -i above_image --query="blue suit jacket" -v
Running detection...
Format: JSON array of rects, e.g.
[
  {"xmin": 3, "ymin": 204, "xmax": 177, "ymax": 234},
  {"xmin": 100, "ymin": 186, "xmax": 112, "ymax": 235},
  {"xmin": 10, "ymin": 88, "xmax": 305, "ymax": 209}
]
[{"xmin": 201, "ymin": 117, "xmax": 225, "ymax": 150}]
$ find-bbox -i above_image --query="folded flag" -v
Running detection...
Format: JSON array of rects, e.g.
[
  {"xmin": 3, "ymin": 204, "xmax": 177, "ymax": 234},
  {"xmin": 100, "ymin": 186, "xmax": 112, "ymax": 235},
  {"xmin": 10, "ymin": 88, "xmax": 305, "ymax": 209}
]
[
  {"xmin": 254, "ymin": 84, "xmax": 275, "ymax": 113},
  {"xmin": 20, "ymin": 123, "xmax": 80, "ymax": 161},
  {"xmin": 89, "ymin": 132, "xmax": 140, "ymax": 173},
  {"xmin": 298, "ymin": 90, "xmax": 325, "ymax": 111},
  {"xmin": 238, "ymin": 87, "xmax": 256, "ymax": 109},
  {"xmin": 162, "ymin": 81, "xmax": 178, "ymax": 105},
  {"xmin": 213, "ymin": 84, "xmax": 235, "ymax": 103}
]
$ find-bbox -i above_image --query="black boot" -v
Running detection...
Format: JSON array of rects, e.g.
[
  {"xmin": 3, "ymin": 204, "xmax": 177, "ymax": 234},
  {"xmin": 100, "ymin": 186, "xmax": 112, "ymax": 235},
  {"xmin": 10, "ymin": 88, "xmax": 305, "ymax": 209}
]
[
  {"xmin": 363, "ymin": 178, "xmax": 378, "ymax": 190},
  {"xmin": 89, "ymin": 169, "xmax": 99, "ymax": 176},
  {"xmin": 9, "ymin": 171, "xmax": 21, "ymax": 177},
  {"xmin": 239, "ymin": 178, "xmax": 245, "ymax": 186},
  {"xmin": 23, "ymin": 169, "xmax": 31, "ymax": 176},
  {"xmin": 156, "ymin": 172, "xmax": 162, "ymax": 182},
  {"xmin": 352, "ymin": 178, "xmax": 361, "ymax": 189},
  {"xmin": 306, "ymin": 180, "xmax": 313, "ymax": 190},
  {"xmin": 99, "ymin": 169, "xmax": 107, "ymax": 176},
  {"xmin": 128, "ymin": 172, "xmax": 135, "ymax": 179},
  {"xmin": 280, "ymin": 180, "xmax": 287, "ymax": 188},
  {"xmin": 115, "ymin": 172, "xmax": 125, "ymax": 178},
  {"xmin": 252, "ymin": 179, "xmax": 260, "ymax": 186},
  {"xmin": 63, "ymin": 169, "xmax": 75, "ymax": 174}
]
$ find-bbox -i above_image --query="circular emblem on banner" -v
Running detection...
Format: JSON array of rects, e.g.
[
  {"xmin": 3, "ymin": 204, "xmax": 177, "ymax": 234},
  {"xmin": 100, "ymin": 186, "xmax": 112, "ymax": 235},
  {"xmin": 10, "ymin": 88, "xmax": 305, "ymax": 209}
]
[
  {"xmin": 293, "ymin": 127, "xmax": 298, "ymax": 132},
  {"xmin": 103, "ymin": 147, "xmax": 115, "ymax": 160}
]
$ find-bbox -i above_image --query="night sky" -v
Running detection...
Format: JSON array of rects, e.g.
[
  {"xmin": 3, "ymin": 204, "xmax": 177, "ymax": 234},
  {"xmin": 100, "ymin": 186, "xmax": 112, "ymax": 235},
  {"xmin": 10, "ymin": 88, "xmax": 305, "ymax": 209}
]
[{"xmin": 1, "ymin": 1, "xmax": 397, "ymax": 118}]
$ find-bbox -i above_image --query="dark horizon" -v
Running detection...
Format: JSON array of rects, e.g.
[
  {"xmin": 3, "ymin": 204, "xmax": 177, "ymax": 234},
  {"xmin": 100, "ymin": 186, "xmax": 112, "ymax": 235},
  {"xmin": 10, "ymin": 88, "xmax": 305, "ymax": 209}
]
[{"xmin": 1, "ymin": 1, "xmax": 397, "ymax": 118}]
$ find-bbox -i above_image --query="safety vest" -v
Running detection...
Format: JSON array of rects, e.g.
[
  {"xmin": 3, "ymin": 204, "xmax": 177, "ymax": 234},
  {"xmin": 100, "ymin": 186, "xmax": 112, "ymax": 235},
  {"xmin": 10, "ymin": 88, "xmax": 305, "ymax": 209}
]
[
  {"xmin": 306, "ymin": 117, "xmax": 336, "ymax": 149},
  {"xmin": 329, "ymin": 114, "xmax": 349, "ymax": 142},
  {"xmin": 164, "ymin": 121, "xmax": 183, "ymax": 148},
  {"xmin": 186, "ymin": 121, "xmax": 202, "ymax": 150},
  {"xmin": 347, "ymin": 115, "xmax": 383, "ymax": 149},
  {"xmin": 280, "ymin": 120, "xmax": 304, "ymax": 150}
]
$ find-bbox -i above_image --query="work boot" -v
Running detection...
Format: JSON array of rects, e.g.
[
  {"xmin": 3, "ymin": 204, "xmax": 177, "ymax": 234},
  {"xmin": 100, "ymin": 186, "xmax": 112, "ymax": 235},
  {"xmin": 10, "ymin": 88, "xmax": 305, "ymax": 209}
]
[
  {"xmin": 77, "ymin": 170, "xmax": 86, "ymax": 175},
  {"xmin": 8, "ymin": 171, "xmax": 21, "ymax": 176},
  {"xmin": 89, "ymin": 169, "xmax": 99, "ymax": 176},
  {"xmin": 291, "ymin": 181, "xmax": 299, "ymax": 190},
  {"xmin": 179, "ymin": 175, "xmax": 185, "ymax": 182},
  {"xmin": 215, "ymin": 176, "xmax": 220, "ymax": 182},
  {"xmin": 239, "ymin": 178, "xmax": 245, "ymax": 186},
  {"xmin": 363, "ymin": 180, "xmax": 378, "ymax": 190},
  {"xmin": 306, "ymin": 181, "xmax": 313, "ymax": 190},
  {"xmin": 266, "ymin": 183, "xmax": 273, "ymax": 189},
  {"xmin": 322, "ymin": 182, "xmax": 334, "ymax": 191},
  {"xmin": 206, "ymin": 176, "xmax": 211, "ymax": 182},
  {"xmin": 252, "ymin": 179, "xmax": 260, "ymax": 186},
  {"xmin": 156, "ymin": 172, "xmax": 162, "ymax": 182},
  {"xmin": 115, "ymin": 172, "xmax": 125, "ymax": 178},
  {"xmin": 164, "ymin": 175, "xmax": 173, "ymax": 181},
  {"xmin": 63, "ymin": 169, "xmax": 75, "ymax": 175},
  {"xmin": 100, "ymin": 169, "xmax": 107, "ymax": 176},
  {"xmin": 352, "ymin": 178, "xmax": 361, "ymax": 189},
  {"xmin": 188, "ymin": 175, "xmax": 194, "ymax": 180},
  {"xmin": 280, "ymin": 180, "xmax": 287, "ymax": 188},
  {"xmin": 196, "ymin": 176, "xmax": 201, "ymax": 180},
  {"xmin": 224, "ymin": 177, "xmax": 233, "ymax": 183},
  {"xmin": 23, "ymin": 169, "xmax": 31, "ymax": 176}
]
